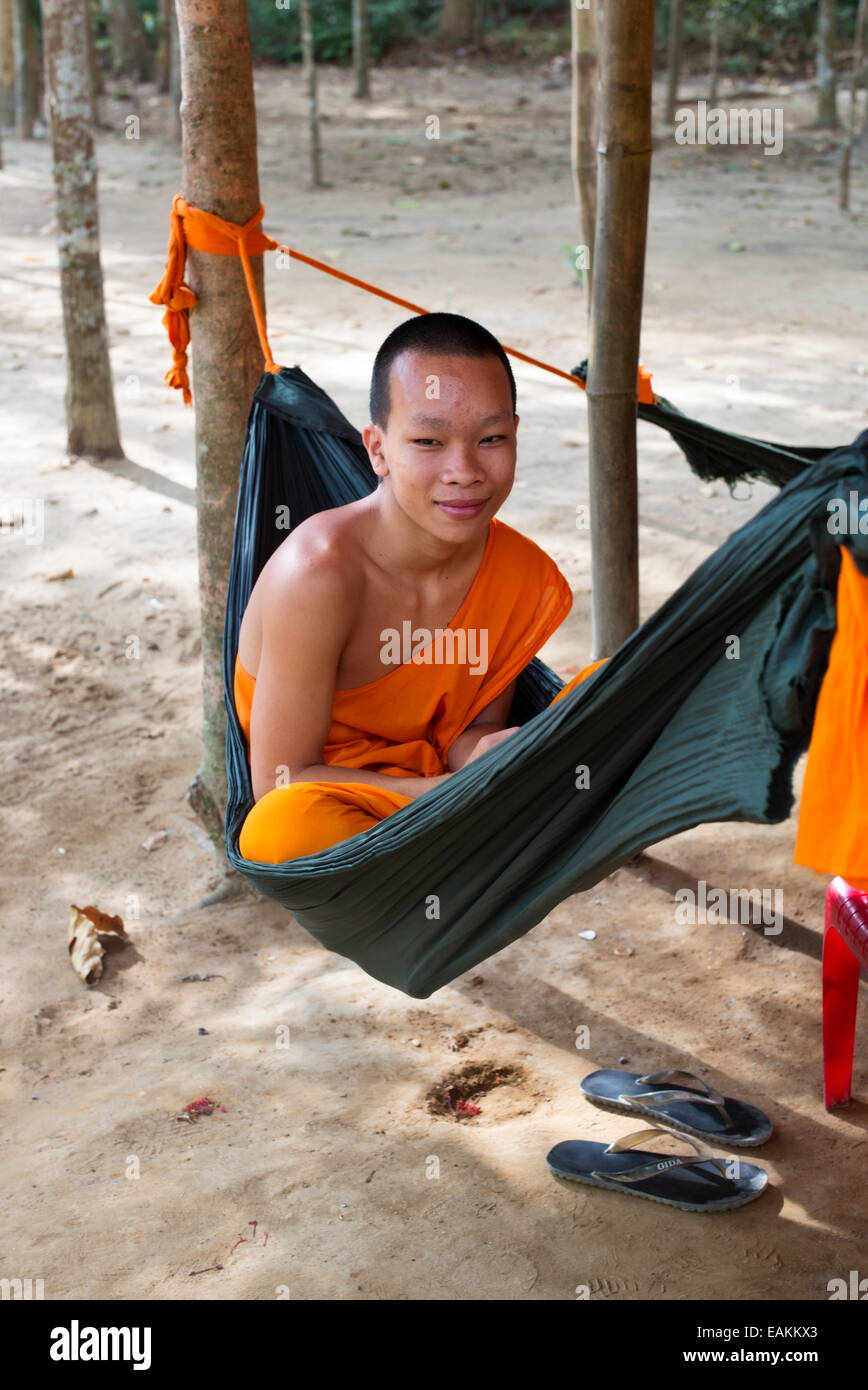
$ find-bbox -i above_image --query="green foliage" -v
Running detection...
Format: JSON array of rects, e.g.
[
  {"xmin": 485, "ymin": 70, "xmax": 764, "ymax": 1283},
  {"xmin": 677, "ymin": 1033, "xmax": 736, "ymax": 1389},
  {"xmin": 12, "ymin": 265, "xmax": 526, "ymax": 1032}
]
[
  {"xmin": 245, "ymin": 0, "xmax": 867, "ymax": 69},
  {"xmin": 126, "ymin": 1, "xmax": 160, "ymax": 36},
  {"xmin": 91, "ymin": 0, "xmax": 868, "ymax": 75},
  {"xmin": 654, "ymin": 0, "xmax": 864, "ymax": 71},
  {"xmin": 247, "ymin": 0, "xmax": 439, "ymax": 65}
]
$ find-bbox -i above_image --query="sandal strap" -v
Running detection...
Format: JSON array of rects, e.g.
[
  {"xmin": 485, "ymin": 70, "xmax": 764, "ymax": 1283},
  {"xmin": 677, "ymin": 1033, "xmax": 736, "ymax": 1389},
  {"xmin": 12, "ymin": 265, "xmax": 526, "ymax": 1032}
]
[
  {"xmin": 621, "ymin": 1069, "xmax": 732, "ymax": 1125},
  {"xmin": 591, "ymin": 1126, "xmax": 730, "ymax": 1185}
]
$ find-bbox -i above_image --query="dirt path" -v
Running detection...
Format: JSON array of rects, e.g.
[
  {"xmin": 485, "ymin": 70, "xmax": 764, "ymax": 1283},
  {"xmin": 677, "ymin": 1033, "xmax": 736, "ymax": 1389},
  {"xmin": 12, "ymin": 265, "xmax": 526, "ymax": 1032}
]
[{"xmin": 1, "ymin": 63, "xmax": 866, "ymax": 1300}]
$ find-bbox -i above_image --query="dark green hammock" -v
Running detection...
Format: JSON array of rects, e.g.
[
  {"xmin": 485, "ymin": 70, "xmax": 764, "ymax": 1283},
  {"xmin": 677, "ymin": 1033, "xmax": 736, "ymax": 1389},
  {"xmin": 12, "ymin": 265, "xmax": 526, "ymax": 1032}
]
[{"xmin": 223, "ymin": 366, "xmax": 868, "ymax": 998}]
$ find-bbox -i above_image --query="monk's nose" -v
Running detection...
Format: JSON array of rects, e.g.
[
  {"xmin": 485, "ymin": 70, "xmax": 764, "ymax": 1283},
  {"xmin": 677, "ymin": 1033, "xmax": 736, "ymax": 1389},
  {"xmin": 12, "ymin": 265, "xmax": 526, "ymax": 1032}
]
[{"xmin": 440, "ymin": 448, "xmax": 485, "ymax": 482}]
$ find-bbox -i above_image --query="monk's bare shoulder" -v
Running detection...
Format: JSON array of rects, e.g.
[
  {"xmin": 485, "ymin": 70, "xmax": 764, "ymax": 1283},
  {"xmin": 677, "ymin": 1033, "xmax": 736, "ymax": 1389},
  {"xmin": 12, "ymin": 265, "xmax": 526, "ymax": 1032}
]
[{"xmin": 241, "ymin": 502, "xmax": 367, "ymax": 670}]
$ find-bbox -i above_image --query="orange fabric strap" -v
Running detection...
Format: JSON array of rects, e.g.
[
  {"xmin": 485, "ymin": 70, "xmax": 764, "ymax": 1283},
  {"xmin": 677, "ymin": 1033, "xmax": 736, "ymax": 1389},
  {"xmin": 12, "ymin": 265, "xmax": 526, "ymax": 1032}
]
[
  {"xmin": 150, "ymin": 194, "xmax": 656, "ymax": 407},
  {"xmin": 149, "ymin": 194, "xmax": 280, "ymax": 404}
]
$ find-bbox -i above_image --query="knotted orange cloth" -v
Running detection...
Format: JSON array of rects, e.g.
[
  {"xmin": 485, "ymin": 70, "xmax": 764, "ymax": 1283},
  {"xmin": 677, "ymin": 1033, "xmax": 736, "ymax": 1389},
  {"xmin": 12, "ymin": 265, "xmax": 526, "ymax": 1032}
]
[
  {"xmin": 795, "ymin": 548, "xmax": 868, "ymax": 890},
  {"xmin": 235, "ymin": 517, "xmax": 605, "ymax": 862},
  {"xmin": 149, "ymin": 195, "xmax": 282, "ymax": 406}
]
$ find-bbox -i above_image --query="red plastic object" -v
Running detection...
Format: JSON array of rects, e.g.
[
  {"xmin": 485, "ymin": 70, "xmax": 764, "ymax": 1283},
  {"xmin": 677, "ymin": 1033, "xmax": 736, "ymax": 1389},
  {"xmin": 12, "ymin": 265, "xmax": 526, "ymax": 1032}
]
[{"xmin": 823, "ymin": 877, "xmax": 868, "ymax": 1108}]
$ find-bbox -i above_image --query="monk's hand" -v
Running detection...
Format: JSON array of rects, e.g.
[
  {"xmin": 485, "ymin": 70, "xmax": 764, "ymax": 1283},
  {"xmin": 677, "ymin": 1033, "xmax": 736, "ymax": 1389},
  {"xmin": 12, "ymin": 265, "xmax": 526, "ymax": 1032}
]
[{"xmin": 464, "ymin": 726, "xmax": 521, "ymax": 765}]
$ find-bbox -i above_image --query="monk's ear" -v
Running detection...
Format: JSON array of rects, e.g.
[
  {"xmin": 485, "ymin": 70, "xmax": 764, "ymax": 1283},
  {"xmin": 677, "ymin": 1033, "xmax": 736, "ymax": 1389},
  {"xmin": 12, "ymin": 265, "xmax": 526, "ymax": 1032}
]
[
  {"xmin": 363, "ymin": 423, "xmax": 389, "ymax": 480},
  {"xmin": 513, "ymin": 413, "xmax": 519, "ymax": 433}
]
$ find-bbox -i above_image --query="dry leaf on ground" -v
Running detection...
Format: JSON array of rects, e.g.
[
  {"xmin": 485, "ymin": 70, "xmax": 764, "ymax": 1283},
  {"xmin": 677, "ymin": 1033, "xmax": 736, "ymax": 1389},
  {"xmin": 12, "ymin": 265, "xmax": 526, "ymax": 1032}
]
[{"xmin": 68, "ymin": 904, "xmax": 128, "ymax": 985}]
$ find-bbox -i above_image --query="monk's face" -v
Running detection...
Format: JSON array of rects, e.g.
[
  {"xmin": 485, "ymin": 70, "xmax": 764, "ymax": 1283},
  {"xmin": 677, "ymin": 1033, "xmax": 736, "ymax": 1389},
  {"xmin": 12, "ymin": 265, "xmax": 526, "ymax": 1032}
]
[{"xmin": 364, "ymin": 350, "xmax": 518, "ymax": 536}]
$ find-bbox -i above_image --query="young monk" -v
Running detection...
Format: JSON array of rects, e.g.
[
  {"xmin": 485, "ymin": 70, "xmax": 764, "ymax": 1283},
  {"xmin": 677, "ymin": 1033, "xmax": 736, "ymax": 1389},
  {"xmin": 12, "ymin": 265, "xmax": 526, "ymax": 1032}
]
[{"xmin": 234, "ymin": 313, "xmax": 603, "ymax": 863}]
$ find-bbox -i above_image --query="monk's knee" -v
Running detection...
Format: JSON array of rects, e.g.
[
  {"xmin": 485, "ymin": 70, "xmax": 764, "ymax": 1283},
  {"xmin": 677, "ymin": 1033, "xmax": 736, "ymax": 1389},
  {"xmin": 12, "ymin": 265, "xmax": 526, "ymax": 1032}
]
[
  {"xmin": 238, "ymin": 782, "xmax": 386, "ymax": 863},
  {"xmin": 239, "ymin": 784, "xmax": 330, "ymax": 864}
]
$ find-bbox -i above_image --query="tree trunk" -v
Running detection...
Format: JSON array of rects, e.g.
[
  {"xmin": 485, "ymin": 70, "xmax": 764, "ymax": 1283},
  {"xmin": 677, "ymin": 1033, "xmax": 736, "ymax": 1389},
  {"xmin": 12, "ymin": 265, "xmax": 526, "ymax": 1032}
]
[
  {"xmin": 168, "ymin": 0, "xmax": 181, "ymax": 142},
  {"xmin": 840, "ymin": 0, "xmax": 867, "ymax": 210},
  {"xmin": 106, "ymin": 0, "xmax": 153, "ymax": 84},
  {"xmin": 177, "ymin": 0, "xmax": 266, "ymax": 847},
  {"xmin": 13, "ymin": 0, "xmax": 36, "ymax": 136},
  {"xmin": 664, "ymin": 0, "xmax": 684, "ymax": 125},
  {"xmin": 586, "ymin": 0, "xmax": 654, "ymax": 658},
  {"xmin": 570, "ymin": 0, "xmax": 598, "ymax": 318},
  {"xmin": 0, "ymin": 0, "xmax": 14, "ymax": 128},
  {"xmin": 709, "ymin": 0, "xmax": 721, "ymax": 108},
  {"xmin": 43, "ymin": 0, "xmax": 123, "ymax": 460},
  {"xmin": 436, "ymin": 0, "xmax": 476, "ymax": 47},
  {"xmin": 300, "ymin": 0, "xmax": 322, "ymax": 188},
  {"xmin": 817, "ymin": 0, "xmax": 838, "ymax": 128},
  {"xmin": 352, "ymin": 0, "xmax": 369, "ymax": 99}
]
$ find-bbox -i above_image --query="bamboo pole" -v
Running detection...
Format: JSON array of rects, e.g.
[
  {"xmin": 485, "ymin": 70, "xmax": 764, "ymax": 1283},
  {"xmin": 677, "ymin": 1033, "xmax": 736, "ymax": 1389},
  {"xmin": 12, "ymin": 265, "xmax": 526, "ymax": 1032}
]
[{"xmin": 586, "ymin": 0, "xmax": 654, "ymax": 658}]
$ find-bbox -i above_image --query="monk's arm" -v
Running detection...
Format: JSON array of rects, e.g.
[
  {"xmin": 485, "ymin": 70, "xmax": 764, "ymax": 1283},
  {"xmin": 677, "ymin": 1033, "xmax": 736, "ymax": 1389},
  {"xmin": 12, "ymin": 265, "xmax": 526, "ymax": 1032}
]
[
  {"xmin": 284, "ymin": 763, "xmax": 450, "ymax": 799},
  {"xmin": 446, "ymin": 679, "xmax": 519, "ymax": 771},
  {"xmin": 249, "ymin": 550, "xmax": 450, "ymax": 803}
]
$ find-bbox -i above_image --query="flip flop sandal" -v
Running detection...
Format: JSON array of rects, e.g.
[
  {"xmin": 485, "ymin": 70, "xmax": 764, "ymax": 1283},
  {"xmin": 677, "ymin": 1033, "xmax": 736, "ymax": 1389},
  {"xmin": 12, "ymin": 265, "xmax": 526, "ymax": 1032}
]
[
  {"xmin": 579, "ymin": 1068, "xmax": 773, "ymax": 1148},
  {"xmin": 546, "ymin": 1126, "xmax": 768, "ymax": 1212}
]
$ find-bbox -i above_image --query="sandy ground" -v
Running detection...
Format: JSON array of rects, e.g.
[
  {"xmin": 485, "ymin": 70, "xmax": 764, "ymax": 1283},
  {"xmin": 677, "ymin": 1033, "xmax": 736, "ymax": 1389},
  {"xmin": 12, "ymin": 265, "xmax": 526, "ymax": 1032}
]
[{"xmin": 1, "ymin": 59, "xmax": 867, "ymax": 1302}]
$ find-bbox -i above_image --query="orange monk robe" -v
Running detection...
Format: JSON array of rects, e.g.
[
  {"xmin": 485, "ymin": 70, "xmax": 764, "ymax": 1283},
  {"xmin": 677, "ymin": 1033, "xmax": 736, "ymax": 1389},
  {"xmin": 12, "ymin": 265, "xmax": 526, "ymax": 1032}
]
[
  {"xmin": 234, "ymin": 517, "xmax": 604, "ymax": 863},
  {"xmin": 795, "ymin": 548, "xmax": 868, "ymax": 891}
]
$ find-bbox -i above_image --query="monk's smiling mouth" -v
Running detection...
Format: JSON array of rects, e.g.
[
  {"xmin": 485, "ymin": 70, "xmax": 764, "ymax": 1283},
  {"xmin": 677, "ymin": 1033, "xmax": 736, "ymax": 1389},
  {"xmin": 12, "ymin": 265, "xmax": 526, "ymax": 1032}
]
[{"xmin": 434, "ymin": 499, "xmax": 490, "ymax": 518}]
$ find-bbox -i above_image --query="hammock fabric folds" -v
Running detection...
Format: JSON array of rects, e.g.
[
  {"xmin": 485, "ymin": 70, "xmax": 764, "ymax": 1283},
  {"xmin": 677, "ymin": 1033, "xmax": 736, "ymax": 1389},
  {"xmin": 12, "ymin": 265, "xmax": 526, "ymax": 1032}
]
[{"xmin": 223, "ymin": 366, "xmax": 868, "ymax": 998}]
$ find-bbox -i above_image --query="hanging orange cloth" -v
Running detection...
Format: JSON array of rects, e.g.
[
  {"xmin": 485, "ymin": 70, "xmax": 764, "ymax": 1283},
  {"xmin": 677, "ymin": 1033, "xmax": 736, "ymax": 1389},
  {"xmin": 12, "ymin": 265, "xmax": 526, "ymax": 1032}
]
[
  {"xmin": 234, "ymin": 518, "xmax": 604, "ymax": 863},
  {"xmin": 149, "ymin": 195, "xmax": 282, "ymax": 405},
  {"xmin": 795, "ymin": 548, "xmax": 868, "ymax": 890}
]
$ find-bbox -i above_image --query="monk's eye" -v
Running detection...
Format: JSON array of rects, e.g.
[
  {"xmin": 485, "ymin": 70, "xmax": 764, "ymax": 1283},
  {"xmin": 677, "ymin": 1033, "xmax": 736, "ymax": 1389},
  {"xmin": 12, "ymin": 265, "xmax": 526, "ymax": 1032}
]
[
  {"xmin": 480, "ymin": 435, "xmax": 507, "ymax": 444},
  {"xmin": 412, "ymin": 438, "xmax": 441, "ymax": 447}
]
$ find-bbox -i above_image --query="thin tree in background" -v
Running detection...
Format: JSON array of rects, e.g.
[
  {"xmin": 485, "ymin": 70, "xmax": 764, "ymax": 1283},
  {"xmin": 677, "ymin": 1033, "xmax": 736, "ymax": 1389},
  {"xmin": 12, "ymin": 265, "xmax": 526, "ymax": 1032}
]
[
  {"xmin": 43, "ymin": 0, "xmax": 122, "ymax": 460},
  {"xmin": 570, "ymin": 0, "xmax": 599, "ymax": 317},
  {"xmin": 176, "ymin": 0, "xmax": 266, "ymax": 844},
  {"xmin": 300, "ymin": 0, "xmax": 322, "ymax": 187},
  {"xmin": 168, "ymin": 0, "xmax": 181, "ymax": 143},
  {"xmin": 840, "ymin": 0, "xmax": 866, "ymax": 209},
  {"xmin": 0, "ymin": 0, "xmax": 14, "ymax": 132},
  {"xmin": 436, "ymin": 0, "xmax": 476, "ymax": 47},
  {"xmin": 106, "ymin": 0, "xmax": 152, "ymax": 84},
  {"xmin": 586, "ymin": 0, "xmax": 654, "ymax": 657},
  {"xmin": 664, "ymin": 0, "xmax": 685, "ymax": 125},
  {"xmin": 13, "ymin": 0, "xmax": 37, "ymax": 137},
  {"xmin": 709, "ymin": 0, "xmax": 721, "ymax": 107},
  {"xmin": 157, "ymin": 0, "xmax": 171, "ymax": 92},
  {"xmin": 137, "ymin": 0, "xmax": 177, "ymax": 130},
  {"xmin": 817, "ymin": 0, "xmax": 838, "ymax": 127},
  {"xmin": 85, "ymin": 0, "xmax": 104, "ymax": 122},
  {"xmin": 352, "ymin": 0, "xmax": 369, "ymax": 99}
]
